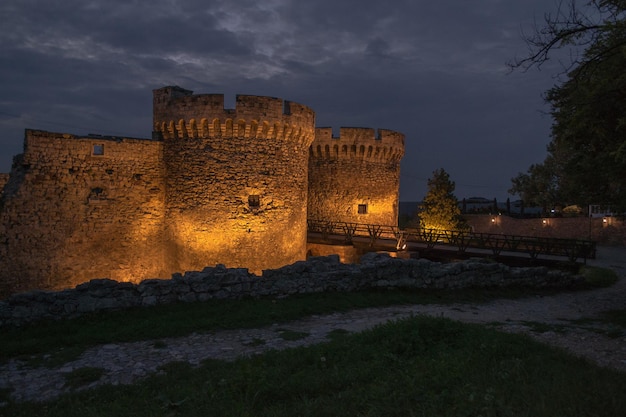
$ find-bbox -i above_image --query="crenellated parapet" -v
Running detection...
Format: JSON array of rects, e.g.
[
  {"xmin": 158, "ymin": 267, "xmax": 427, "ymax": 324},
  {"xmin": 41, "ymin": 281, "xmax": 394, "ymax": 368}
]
[
  {"xmin": 155, "ymin": 86, "xmax": 316, "ymax": 276},
  {"xmin": 155, "ymin": 118, "xmax": 313, "ymax": 148},
  {"xmin": 310, "ymin": 127, "xmax": 404, "ymax": 163},
  {"xmin": 152, "ymin": 86, "xmax": 315, "ymax": 148}
]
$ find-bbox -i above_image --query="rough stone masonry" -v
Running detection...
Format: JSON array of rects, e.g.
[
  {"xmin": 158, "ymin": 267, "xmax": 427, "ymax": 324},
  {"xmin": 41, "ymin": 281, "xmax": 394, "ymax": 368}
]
[
  {"xmin": 0, "ymin": 86, "xmax": 405, "ymax": 297},
  {"xmin": 0, "ymin": 253, "xmax": 580, "ymax": 328}
]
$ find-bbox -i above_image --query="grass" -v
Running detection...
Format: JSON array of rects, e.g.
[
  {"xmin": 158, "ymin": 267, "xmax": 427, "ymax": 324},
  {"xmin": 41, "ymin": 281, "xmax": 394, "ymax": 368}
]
[
  {"xmin": 566, "ymin": 309, "xmax": 626, "ymax": 338},
  {"xmin": 152, "ymin": 340, "xmax": 168, "ymax": 349},
  {"xmin": 600, "ymin": 309, "xmax": 626, "ymax": 337},
  {"xmin": 579, "ymin": 265, "xmax": 619, "ymax": 287},
  {"xmin": 63, "ymin": 367, "xmax": 105, "ymax": 389},
  {"xmin": 243, "ymin": 338, "xmax": 266, "ymax": 347},
  {"xmin": 518, "ymin": 321, "xmax": 569, "ymax": 334},
  {"xmin": 0, "ymin": 287, "xmax": 557, "ymax": 366},
  {"xmin": 1, "ymin": 267, "xmax": 623, "ymax": 415},
  {"xmin": 276, "ymin": 329, "xmax": 310, "ymax": 341},
  {"xmin": 2, "ymin": 316, "xmax": 626, "ymax": 416},
  {"xmin": 0, "ymin": 388, "xmax": 12, "ymax": 406},
  {"xmin": 602, "ymin": 309, "xmax": 626, "ymax": 328}
]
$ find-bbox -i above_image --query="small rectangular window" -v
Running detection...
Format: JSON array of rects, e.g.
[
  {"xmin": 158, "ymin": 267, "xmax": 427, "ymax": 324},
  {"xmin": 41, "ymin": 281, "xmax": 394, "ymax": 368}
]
[
  {"xmin": 92, "ymin": 144, "xmax": 104, "ymax": 155},
  {"xmin": 358, "ymin": 204, "xmax": 368, "ymax": 214},
  {"xmin": 248, "ymin": 195, "xmax": 260, "ymax": 207}
]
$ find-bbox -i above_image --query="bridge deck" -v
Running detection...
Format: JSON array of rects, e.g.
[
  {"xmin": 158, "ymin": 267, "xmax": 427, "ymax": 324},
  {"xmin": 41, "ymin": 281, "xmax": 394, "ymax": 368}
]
[{"xmin": 307, "ymin": 220, "xmax": 597, "ymax": 263}]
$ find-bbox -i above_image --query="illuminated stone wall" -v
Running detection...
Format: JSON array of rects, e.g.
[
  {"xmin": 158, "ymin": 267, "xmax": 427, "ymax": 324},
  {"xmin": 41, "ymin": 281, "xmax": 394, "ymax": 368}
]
[
  {"xmin": 153, "ymin": 87, "xmax": 316, "ymax": 275},
  {"xmin": 0, "ymin": 130, "xmax": 168, "ymax": 295},
  {"xmin": 0, "ymin": 87, "xmax": 406, "ymax": 297},
  {"xmin": 0, "ymin": 173, "xmax": 8, "ymax": 197},
  {"xmin": 308, "ymin": 127, "xmax": 404, "ymax": 226}
]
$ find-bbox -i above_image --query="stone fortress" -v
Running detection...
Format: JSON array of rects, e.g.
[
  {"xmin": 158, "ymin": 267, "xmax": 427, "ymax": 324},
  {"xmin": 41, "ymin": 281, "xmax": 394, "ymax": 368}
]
[{"xmin": 0, "ymin": 86, "xmax": 404, "ymax": 297}]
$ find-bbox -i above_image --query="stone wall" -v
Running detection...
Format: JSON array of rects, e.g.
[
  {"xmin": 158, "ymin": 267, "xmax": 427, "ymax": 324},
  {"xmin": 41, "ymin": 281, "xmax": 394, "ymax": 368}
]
[
  {"xmin": 306, "ymin": 242, "xmax": 364, "ymax": 264},
  {"xmin": 0, "ymin": 254, "xmax": 581, "ymax": 327},
  {"xmin": 0, "ymin": 130, "xmax": 167, "ymax": 297},
  {"xmin": 308, "ymin": 127, "xmax": 404, "ymax": 226},
  {"xmin": 0, "ymin": 173, "xmax": 8, "ymax": 197},
  {"xmin": 467, "ymin": 214, "xmax": 626, "ymax": 244},
  {"xmin": 153, "ymin": 87, "xmax": 316, "ymax": 275},
  {"xmin": 0, "ymin": 86, "xmax": 407, "ymax": 298}
]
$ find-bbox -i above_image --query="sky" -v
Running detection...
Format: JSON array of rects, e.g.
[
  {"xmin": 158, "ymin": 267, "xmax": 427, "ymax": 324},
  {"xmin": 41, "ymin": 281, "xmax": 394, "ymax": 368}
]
[{"xmin": 0, "ymin": 0, "xmax": 573, "ymax": 201}]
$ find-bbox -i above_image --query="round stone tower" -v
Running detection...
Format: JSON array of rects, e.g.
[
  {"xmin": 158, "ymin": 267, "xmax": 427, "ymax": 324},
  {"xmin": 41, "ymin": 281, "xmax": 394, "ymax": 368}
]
[
  {"xmin": 308, "ymin": 127, "xmax": 405, "ymax": 226},
  {"xmin": 153, "ymin": 86, "xmax": 315, "ymax": 274}
]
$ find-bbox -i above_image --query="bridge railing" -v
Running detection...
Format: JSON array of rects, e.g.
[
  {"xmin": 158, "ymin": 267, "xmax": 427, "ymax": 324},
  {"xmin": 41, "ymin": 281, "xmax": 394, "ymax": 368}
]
[{"xmin": 307, "ymin": 220, "xmax": 597, "ymax": 262}]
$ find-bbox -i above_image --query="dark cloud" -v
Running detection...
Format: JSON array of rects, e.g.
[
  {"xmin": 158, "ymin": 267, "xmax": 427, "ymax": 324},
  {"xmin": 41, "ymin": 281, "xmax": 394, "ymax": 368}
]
[{"xmin": 0, "ymin": 0, "xmax": 564, "ymax": 200}]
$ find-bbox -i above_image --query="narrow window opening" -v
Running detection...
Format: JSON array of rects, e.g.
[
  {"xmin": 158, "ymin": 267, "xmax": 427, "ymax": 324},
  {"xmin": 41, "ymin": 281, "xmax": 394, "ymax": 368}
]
[
  {"xmin": 92, "ymin": 144, "xmax": 104, "ymax": 155},
  {"xmin": 248, "ymin": 195, "xmax": 260, "ymax": 207},
  {"xmin": 88, "ymin": 187, "xmax": 107, "ymax": 202},
  {"xmin": 358, "ymin": 204, "xmax": 368, "ymax": 214}
]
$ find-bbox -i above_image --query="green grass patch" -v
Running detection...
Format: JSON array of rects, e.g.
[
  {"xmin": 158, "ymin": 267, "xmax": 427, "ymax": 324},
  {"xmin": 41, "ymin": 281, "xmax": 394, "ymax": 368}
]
[
  {"xmin": 601, "ymin": 309, "xmax": 626, "ymax": 328},
  {"xmin": 0, "ymin": 387, "xmax": 13, "ymax": 405},
  {"xmin": 3, "ymin": 316, "xmax": 626, "ymax": 416},
  {"xmin": 243, "ymin": 338, "xmax": 266, "ymax": 347},
  {"xmin": 276, "ymin": 329, "xmax": 309, "ymax": 341},
  {"xmin": 152, "ymin": 340, "xmax": 167, "ymax": 349},
  {"xmin": 326, "ymin": 328, "xmax": 350, "ymax": 340},
  {"xmin": 0, "ymin": 288, "xmax": 551, "ymax": 364},
  {"xmin": 63, "ymin": 367, "xmax": 105, "ymax": 389},
  {"xmin": 567, "ymin": 309, "xmax": 626, "ymax": 338},
  {"xmin": 519, "ymin": 321, "xmax": 568, "ymax": 334},
  {"xmin": 579, "ymin": 265, "xmax": 619, "ymax": 287}
]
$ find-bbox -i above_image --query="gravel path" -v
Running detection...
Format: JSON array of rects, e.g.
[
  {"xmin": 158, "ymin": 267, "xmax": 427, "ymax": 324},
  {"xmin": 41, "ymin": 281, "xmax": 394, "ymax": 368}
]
[{"xmin": 1, "ymin": 247, "xmax": 625, "ymax": 404}]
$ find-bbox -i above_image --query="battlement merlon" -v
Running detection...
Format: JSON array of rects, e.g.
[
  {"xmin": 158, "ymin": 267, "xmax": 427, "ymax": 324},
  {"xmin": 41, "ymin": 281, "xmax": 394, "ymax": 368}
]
[
  {"xmin": 152, "ymin": 87, "xmax": 315, "ymax": 133},
  {"xmin": 23, "ymin": 129, "xmax": 156, "ymax": 146},
  {"xmin": 314, "ymin": 127, "xmax": 405, "ymax": 147},
  {"xmin": 311, "ymin": 127, "xmax": 405, "ymax": 163}
]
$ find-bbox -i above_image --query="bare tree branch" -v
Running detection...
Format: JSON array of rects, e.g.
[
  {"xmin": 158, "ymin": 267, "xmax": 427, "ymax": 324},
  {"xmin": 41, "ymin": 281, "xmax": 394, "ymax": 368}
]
[{"xmin": 508, "ymin": 0, "xmax": 626, "ymax": 75}]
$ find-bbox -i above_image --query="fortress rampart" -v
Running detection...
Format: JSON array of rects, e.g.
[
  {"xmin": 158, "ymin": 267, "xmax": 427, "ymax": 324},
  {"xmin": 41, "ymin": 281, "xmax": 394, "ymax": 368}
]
[
  {"xmin": 311, "ymin": 127, "xmax": 404, "ymax": 163},
  {"xmin": 152, "ymin": 86, "xmax": 315, "ymax": 144},
  {"xmin": 152, "ymin": 87, "xmax": 316, "ymax": 275},
  {"xmin": 0, "ymin": 86, "xmax": 405, "ymax": 297},
  {"xmin": 308, "ymin": 127, "xmax": 405, "ymax": 226},
  {"xmin": 0, "ymin": 130, "xmax": 167, "ymax": 295}
]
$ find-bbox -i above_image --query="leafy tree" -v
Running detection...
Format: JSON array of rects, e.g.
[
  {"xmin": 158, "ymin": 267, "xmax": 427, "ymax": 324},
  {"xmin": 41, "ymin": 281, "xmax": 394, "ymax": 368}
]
[
  {"xmin": 509, "ymin": 157, "xmax": 559, "ymax": 208},
  {"xmin": 509, "ymin": 0, "xmax": 626, "ymax": 209},
  {"xmin": 419, "ymin": 169, "xmax": 467, "ymax": 231}
]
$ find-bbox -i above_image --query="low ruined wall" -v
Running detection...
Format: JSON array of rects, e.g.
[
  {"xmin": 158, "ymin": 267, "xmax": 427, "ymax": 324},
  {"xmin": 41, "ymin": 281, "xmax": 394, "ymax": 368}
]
[{"xmin": 0, "ymin": 253, "xmax": 580, "ymax": 327}]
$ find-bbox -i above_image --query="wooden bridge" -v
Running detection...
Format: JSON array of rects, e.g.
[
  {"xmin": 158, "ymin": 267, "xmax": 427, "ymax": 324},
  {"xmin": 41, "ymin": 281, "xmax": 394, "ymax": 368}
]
[{"xmin": 307, "ymin": 220, "xmax": 597, "ymax": 263}]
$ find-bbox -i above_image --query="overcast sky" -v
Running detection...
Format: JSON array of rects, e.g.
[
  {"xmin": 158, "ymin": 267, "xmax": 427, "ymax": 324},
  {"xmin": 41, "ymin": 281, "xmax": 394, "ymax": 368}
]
[{"xmin": 0, "ymin": 0, "xmax": 570, "ymax": 201}]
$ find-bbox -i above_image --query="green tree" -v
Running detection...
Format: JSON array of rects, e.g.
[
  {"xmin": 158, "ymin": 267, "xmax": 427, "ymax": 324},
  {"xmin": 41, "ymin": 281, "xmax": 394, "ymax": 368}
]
[
  {"xmin": 509, "ymin": 0, "xmax": 626, "ymax": 209},
  {"xmin": 509, "ymin": 156, "xmax": 559, "ymax": 208},
  {"xmin": 419, "ymin": 169, "xmax": 466, "ymax": 231}
]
